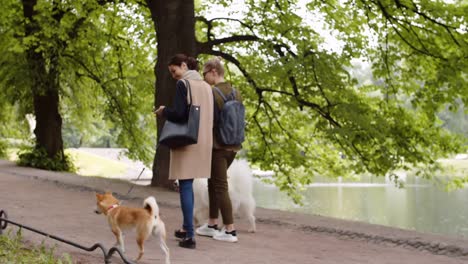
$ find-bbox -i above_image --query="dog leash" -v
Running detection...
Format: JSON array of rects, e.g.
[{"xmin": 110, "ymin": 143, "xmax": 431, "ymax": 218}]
[
  {"xmin": 121, "ymin": 168, "xmax": 146, "ymax": 203},
  {"xmin": 120, "ymin": 168, "xmax": 145, "ymax": 205},
  {"xmin": 117, "ymin": 168, "xmax": 145, "ymax": 206}
]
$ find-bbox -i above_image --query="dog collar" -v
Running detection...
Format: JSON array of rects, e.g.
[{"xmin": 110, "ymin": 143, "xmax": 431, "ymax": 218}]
[{"xmin": 107, "ymin": 204, "xmax": 119, "ymax": 211}]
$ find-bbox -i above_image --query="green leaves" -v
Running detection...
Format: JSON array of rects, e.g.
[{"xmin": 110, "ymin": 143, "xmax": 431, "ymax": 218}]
[
  {"xmin": 196, "ymin": 0, "xmax": 467, "ymax": 202},
  {"xmin": 1, "ymin": 0, "xmax": 156, "ymax": 167},
  {"xmin": 57, "ymin": 0, "xmax": 156, "ymax": 166}
]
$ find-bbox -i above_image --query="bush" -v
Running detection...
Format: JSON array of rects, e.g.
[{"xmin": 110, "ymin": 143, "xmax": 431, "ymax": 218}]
[
  {"xmin": 17, "ymin": 146, "xmax": 76, "ymax": 172},
  {"xmin": 0, "ymin": 140, "xmax": 7, "ymax": 159}
]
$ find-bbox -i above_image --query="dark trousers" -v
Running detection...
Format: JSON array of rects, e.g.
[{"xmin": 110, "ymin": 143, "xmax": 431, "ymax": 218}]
[{"xmin": 208, "ymin": 149, "xmax": 236, "ymax": 225}]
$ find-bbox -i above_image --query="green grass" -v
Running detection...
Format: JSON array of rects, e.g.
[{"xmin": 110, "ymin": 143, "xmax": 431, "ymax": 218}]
[
  {"xmin": 6, "ymin": 148, "xmax": 128, "ymax": 178},
  {"xmin": 65, "ymin": 149, "xmax": 128, "ymax": 178},
  {"xmin": 5, "ymin": 148, "xmax": 19, "ymax": 161},
  {"xmin": 0, "ymin": 230, "xmax": 73, "ymax": 264},
  {"xmin": 435, "ymin": 158, "xmax": 468, "ymax": 178},
  {"xmin": 438, "ymin": 158, "xmax": 468, "ymax": 170}
]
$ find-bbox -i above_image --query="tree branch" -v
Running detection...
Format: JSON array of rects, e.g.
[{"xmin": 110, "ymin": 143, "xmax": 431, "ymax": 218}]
[
  {"xmin": 196, "ymin": 16, "xmax": 256, "ymax": 33},
  {"xmin": 371, "ymin": 0, "xmax": 447, "ymax": 60},
  {"xmin": 62, "ymin": 53, "xmax": 140, "ymax": 148},
  {"xmin": 201, "ymin": 49, "xmax": 263, "ymax": 98},
  {"xmin": 209, "ymin": 35, "xmax": 260, "ymax": 46}
]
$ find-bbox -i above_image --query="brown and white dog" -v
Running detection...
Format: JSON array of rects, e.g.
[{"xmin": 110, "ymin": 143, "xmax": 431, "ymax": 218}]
[{"xmin": 94, "ymin": 192, "xmax": 170, "ymax": 263}]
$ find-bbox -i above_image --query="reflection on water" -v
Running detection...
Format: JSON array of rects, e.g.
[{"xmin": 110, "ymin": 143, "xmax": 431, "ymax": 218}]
[{"xmin": 253, "ymin": 175, "xmax": 468, "ymax": 239}]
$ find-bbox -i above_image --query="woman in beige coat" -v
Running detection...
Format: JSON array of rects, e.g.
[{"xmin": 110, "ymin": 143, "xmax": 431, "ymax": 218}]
[{"xmin": 155, "ymin": 54, "xmax": 213, "ymax": 249}]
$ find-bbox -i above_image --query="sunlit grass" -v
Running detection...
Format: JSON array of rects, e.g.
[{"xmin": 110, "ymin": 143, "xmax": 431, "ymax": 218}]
[
  {"xmin": 437, "ymin": 158, "xmax": 468, "ymax": 189},
  {"xmin": 6, "ymin": 148, "xmax": 128, "ymax": 178},
  {"xmin": 438, "ymin": 158, "xmax": 468, "ymax": 170},
  {"xmin": 65, "ymin": 149, "xmax": 128, "ymax": 178},
  {"xmin": 6, "ymin": 148, "xmax": 19, "ymax": 161}
]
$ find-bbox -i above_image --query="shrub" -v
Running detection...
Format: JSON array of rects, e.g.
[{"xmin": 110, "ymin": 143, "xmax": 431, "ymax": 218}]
[
  {"xmin": 17, "ymin": 146, "xmax": 76, "ymax": 172},
  {"xmin": 0, "ymin": 140, "xmax": 7, "ymax": 159}
]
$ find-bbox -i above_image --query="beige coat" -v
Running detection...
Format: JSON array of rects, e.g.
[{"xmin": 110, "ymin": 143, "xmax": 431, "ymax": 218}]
[{"xmin": 169, "ymin": 76, "xmax": 213, "ymax": 180}]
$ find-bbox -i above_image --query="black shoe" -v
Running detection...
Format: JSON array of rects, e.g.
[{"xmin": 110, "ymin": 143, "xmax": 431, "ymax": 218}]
[
  {"xmin": 174, "ymin": 229, "xmax": 187, "ymax": 239},
  {"xmin": 179, "ymin": 237, "xmax": 196, "ymax": 249}
]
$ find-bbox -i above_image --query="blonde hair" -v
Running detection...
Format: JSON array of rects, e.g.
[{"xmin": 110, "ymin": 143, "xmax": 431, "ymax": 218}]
[{"xmin": 203, "ymin": 57, "xmax": 225, "ymax": 76}]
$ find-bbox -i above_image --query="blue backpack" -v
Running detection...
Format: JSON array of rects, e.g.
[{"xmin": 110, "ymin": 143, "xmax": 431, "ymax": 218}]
[{"xmin": 213, "ymin": 87, "xmax": 245, "ymax": 145}]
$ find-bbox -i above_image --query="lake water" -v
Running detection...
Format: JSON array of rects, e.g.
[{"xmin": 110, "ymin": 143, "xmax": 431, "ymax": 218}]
[{"xmin": 253, "ymin": 174, "xmax": 468, "ymax": 239}]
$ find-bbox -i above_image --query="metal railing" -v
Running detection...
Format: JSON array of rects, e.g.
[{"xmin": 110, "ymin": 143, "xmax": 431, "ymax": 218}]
[{"xmin": 0, "ymin": 209, "xmax": 135, "ymax": 264}]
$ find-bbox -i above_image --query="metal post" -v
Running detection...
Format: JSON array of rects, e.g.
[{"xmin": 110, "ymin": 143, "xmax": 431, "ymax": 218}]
[{"xmin": 0, "ymin": 210, "xmax": 7, "ymax": 235}]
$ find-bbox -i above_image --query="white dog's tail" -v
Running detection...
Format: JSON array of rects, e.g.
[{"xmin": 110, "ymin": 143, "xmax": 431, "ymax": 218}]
[{"xmin": 143, "ymin": 196, "xmax": 159, "ymax": 218}]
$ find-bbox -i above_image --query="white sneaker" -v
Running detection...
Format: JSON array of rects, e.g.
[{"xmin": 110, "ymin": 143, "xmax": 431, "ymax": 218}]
[
  {"xmin": 196, "ymin": 224, "xmax": 219, "ymax": 237},
  {"xmin": 213, "ymin": 229, "xmax": 238, "ymax": 242}
]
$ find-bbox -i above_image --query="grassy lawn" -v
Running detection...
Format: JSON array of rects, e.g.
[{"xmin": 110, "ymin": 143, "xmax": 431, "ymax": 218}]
[
  {"xmin": 65, "ymin": 149, "xmax": 128, "ymax": 178},
  {"xmin": 438, "ymin": 158, "xmax": 468, "ymax": 171},
  {"xmin": 5, "ymin": 148, "xmax": 19, "ymax": 161},
  {"xmin": 0, "ymin": 230, "xmax": 72, "ymax": 264},
  {"xmin": 6, "ymin": 148, "xmax": 128, "ymax": 179}
]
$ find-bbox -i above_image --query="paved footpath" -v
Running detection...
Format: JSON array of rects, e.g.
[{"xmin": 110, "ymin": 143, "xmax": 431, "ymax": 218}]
[{"xmin": 1, "ymin": 160, "xmax": 467, "ymax": 264}]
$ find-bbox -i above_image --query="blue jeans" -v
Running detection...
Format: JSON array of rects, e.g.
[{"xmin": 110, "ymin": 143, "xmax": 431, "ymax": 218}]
[{"xmin": 179, "ymin": 179, "xmax": 194, "ymax": 238}]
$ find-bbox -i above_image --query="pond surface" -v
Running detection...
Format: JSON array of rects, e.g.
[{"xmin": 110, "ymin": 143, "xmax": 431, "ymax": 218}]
[{"xmin": 253, "ymin": 175, "xmax": 468, "ymax": 239}]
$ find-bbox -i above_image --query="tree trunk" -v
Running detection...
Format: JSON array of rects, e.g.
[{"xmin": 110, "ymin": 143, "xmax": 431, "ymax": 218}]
[
  {"xmin": 32, "ymin": 87, "xmax": 64, "ymax": 158},
  {"xmin": 146, "ymin": 0, "xmax": 197, "ymax": 188},
  {"xmin": 23, "ymin": 0, "xmax": 64, "ymax": 159}
]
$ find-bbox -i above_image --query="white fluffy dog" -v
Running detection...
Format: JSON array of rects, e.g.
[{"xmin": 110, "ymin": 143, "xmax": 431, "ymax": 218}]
[{"xmin": 193, "ymin": 159, "xmax": 256, "ymax": 232}]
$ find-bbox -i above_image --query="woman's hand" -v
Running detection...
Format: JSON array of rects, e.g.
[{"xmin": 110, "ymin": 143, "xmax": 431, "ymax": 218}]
[{"xmin": 154, "ymin": 106, "xmax": 166, "ymax": 117}]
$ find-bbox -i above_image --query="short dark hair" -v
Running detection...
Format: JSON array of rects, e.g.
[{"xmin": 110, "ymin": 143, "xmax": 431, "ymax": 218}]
[{"xmin": 168, "ymin": 54, "xmax": 199, "ymax": 71}]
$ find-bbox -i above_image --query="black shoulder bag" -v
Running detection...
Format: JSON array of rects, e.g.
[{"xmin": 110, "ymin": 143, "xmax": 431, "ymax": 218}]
[{"xmin": 159, "ymin": 80, "xmax": 200, "ymax": 148}]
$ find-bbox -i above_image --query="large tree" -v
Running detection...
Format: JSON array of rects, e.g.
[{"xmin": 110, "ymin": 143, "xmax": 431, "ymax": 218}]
[
  {"xmin": 0, "ymin": 0, "xmax": 156, "ymax": 170},
  {"xmin": 20, "ymin": 0, "xmax": 66, "ymax": 167},
  {"xmin": 146, "ymin": 0, "xmax": 467, "ymax": 200}
]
